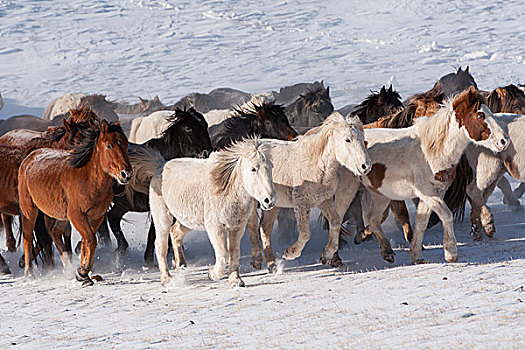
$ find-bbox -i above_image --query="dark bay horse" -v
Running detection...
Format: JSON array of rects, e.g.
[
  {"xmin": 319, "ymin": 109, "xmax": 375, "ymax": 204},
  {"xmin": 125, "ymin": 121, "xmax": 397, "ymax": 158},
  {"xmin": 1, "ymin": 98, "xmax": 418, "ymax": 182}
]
[
  {"xmin": 18, "ymin": 120, "xmax": 132, "ymax": 285},
  {"xmin": 95, "ymin": 108, "xmax": 213, "ymax": 266},
  {"xmin": 283, "ymin": 84, "xmax": 334, "ymax": 130},
  {"xmin": 209, "ymin": 99, "xmax": 297, "ymax": 150}
]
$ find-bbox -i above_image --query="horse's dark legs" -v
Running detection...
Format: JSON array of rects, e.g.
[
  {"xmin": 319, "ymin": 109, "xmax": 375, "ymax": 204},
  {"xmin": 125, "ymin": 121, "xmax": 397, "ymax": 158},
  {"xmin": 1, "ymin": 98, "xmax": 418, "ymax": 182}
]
[
  {"xmin": 96, "ymin": 216, "xmax": 113, "ymax": 247},
  {"xmin": 144, "ymin": 221, "xmax": 157, "ymax": 267},
  {"xmin": 0, "ymin": 253, "xmax": 11, "ymax": 275},
  {"xmin": 2, "ymin": 213, "xmax": 16, "ymax": 252},
  {"xmin": 107, "ymin": 205, "xmax": 129, "ymax": 255}
]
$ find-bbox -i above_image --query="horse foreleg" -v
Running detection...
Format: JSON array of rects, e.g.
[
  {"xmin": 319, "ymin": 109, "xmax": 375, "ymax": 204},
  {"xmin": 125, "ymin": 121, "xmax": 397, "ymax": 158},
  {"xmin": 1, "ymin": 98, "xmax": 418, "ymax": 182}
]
[
  {"xmin": 206, "ymin": 224, "xmax": 227, "ymax": 282},
  {"xmin": 390, "ymin": 200, "xmax": 414, "ymax": 243},
  {"xmin": 419, "ymin": 194, "xmax": 457, "ymax": 263},
  {"xmin": 282, "ymin": 207, "xmax": 310, "ymax": 262},
  {"xmin": 498, "ymin": 176, "xmax": 520, "ymax": 207},
  {"xmin": 2, "ymin": 213, "xmax": 16, "ymax": 252},
  {"xmin": 107, "ymin": 206, "xmax": 129, "ymax": 255},
  {"xmin": 366, "ymin": 193, "xmax": 395, "ymax": 263},
  {"xmin": 0, "ymin": 252, "xmax": 11, "ymax": 275},
  {"xmin": 227, "ymin": 226, "xmax": 246, "ymax": 288},
  {"xmin": 20, "ymin": 208, "xmax": 38, "ymax": 278},
  {"xmin": 318, "ymin": 200, "xmax": 343, "ymax": 267},
  {"xmin": 96, "ymin": 216, "xmax": 112, "ymax": 248},
  {"xmin": 259, "ymin": 206, "xmax": 279, "ymax": 272},
  {"xmin": 409, "ymin": 200, "xmax": 431, "ymax": 264},
  {"xmin": 246, "ymin": 206, "xmax": 262, "ymax": 270},
  {"xmin": 169, "ymin": 221, "xmax": 189, "ymax": 269}
]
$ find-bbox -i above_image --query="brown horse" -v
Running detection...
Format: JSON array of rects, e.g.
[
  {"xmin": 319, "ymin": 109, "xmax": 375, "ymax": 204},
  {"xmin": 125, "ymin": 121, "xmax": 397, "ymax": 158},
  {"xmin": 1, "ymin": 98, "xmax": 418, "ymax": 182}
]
[
  {"xmin": 0, "ymin": 112, "xmax": 98, "ymax": 274},
  {"xmin": 18, "ymin": 120, "xmax": 132, "ymax": 285}
]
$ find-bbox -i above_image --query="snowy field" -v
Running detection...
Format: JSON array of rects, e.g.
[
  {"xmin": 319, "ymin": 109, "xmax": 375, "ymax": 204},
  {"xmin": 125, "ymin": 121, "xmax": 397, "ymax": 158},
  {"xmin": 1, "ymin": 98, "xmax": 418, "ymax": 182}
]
[{"xmin": 1, "ymin": 0, "xmax": 525, "ymax": 348}]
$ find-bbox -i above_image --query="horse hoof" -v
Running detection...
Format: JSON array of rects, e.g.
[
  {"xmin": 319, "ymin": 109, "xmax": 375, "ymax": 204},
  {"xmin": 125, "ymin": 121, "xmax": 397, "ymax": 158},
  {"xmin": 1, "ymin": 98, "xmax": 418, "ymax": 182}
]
[
  {"xmin": 91, "ymin": 275, "xmax": 103, "ymax": 282},
  {"xmin": 0, "ymin": 265, "xmax": 11, "ymax": 275},
  {"xmin": 75, "ymin": 268, "xmax": 91, "ymax": 282},
  {"xmin": 412, "ymin": 259, "xmax": 426, "ymax": 265},
  {"xmin": 230, "ymin": 279, "xmax": 245, "ymax": 288},
  {"xmin": 354, "ymin": 227, "xmax": 372, "ymax": 245},
  {"xmin": 445, "ymin": 256, "xmax": 458, "ymax": 263},
  {"xmin": 282, "ymin": 250, "xmax": 298, "ymax": 261},
  {"xmin": 208, "ymin": 268, "xmax": 222, "ymax": 282},
  {"xmin": 145, "ymin": 259, "xmax": 157, "ymax": 269},
  {"xmin": 381, "ymin": 250, "xmax": 395, "ymax": 263},
  {"xmin": 251, "ymin": 257, "xmax": 262, "ymax": 270},
  {"xmin": 82, "ymin": 279, "xmax": 95, "ymax": 287},
  {"xmin": 330, "ymin": 253, "xmax": 344, "ymax": 267},
  {"xmin": 472, "ymin": 232, "xmax": 483, "ymax": 241},
  {"xmin": 267, "ymin": 262, "xmax": 277, "ymax": 274}
]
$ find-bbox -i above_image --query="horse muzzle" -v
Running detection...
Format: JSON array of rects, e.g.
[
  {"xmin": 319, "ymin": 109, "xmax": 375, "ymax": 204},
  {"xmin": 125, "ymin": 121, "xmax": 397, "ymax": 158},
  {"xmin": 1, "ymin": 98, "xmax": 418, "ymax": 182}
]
[
  {"xmin": 260, "ymin": 195, "xmax": 277, "ymax": 211},
  {"xmin": 117, "ymin": 169, "xmax": 134, "ymax": 184}
]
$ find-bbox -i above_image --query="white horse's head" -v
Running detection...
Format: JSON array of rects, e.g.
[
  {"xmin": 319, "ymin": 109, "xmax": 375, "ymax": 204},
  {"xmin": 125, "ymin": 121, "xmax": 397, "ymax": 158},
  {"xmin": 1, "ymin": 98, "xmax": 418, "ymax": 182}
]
[
  {"xmin": 238, "ymin": 139, "xmax": 277, "ymax": 210},
  {"xmin": 330, "ymin": 113, "xmax": 371, "ymax": 176},
  {"xmin": 453, "ymin": 87, "xmax": 509, "ymax": 153}
]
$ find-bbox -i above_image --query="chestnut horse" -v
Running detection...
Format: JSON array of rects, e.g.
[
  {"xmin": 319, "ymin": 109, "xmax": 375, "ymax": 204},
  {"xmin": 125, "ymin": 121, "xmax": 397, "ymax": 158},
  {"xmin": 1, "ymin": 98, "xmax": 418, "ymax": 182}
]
[
  {"xmin": 18, "ymin": 120, "xmax": 132, "ymax": 285},
  {"xmin": 0, "ymin": 114, "xmax": 97, "ymax": 274}
]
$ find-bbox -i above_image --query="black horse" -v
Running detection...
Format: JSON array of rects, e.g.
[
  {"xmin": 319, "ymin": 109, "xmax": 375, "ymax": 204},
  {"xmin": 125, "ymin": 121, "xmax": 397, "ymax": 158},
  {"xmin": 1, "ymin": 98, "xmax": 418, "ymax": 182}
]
[
  {"xmin": 95, "ymin": 108, "xmax": 213, "ymax": 265},
  {"xmin": 208, "ymin": 99, "xmax": 297, "ymax": 150},
  {"xmin": 350, "ymin": 85, "xmax": 404, "ymax": 125}
]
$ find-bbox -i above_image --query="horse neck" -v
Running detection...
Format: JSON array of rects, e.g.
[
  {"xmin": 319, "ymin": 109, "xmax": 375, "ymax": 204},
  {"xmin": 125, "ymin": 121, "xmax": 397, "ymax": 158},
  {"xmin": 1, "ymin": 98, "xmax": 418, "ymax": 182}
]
[
  {"xmin": 219, "ymin": 166, "xmax": 254, "ymax": 212},
  {"xmin": 417, "ymin": 107, "xmax": 470, "ymax": 173},
  {"xmin": 145, "ymin": 137, "xmax": 181, "ymax": 160},
  {"xmin": 301, "ymin": 129, "xmax": 340, "ymax": 179},
  {"xmin": 79, "ymin": 144, "xmax": 113, "ymax": 187}
]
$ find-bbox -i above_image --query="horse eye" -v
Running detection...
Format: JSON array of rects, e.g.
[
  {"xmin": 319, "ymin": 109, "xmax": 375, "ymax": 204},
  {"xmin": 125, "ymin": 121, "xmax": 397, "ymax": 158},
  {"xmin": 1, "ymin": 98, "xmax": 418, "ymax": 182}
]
[
  {"xmin": 251, "ymin": 167, "xmax": 256, "ymax": 172},
  {"xmin": 345, "ymin": 139, "xmax": 350, "ymax": 143},
  {"xmin": 477, "ymin": 112, "xmax": 485, "ymax": 119},
  {"xmin": 106, "ymin": 144, "xmax": 113, "ymax": 149},
  {"xmin": 184, "ymin": 126, "xmax": 192, "ymax": 133}
]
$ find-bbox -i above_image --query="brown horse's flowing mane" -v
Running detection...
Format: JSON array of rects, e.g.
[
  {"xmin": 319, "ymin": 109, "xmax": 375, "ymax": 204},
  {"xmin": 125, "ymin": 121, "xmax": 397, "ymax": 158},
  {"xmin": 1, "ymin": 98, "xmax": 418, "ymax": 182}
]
[
  {"xmin": 68, "ymin": 107, "xmax": 100, "ymax": 125},
  {"xmin": 487, "ymin": 84, "xmax": 525, "ymax": 114},
  {"xmin": 69, "ymin": 122, "xmax": 124, "ymax": 168}
]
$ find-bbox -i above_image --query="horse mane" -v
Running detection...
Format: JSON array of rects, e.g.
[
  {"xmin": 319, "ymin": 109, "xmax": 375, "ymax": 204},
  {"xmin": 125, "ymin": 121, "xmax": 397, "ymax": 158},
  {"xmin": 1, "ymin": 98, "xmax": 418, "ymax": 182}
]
[
  {"xmin": 224, "ymin": 97, "xmax": 285, "ymax": 132},
  {"xmin": 298, "ymin": 85, "xmax": 330, "ymax": 108},
  {"xmin": 31, "ymin": 127, "xmax": 67, "ymax": 145},
  {"xmin": 487, "ymin": 84, "xmax": 525, "ymax": 113},
  {"xmin": 210, "ymin": 137, "xmax": 269, "ymax": 195},
  {"xmin": 68, "ymin": 108, "xmax": 100, "ymax": 125},
  {"xmin": 69, "ymin": 122, "xmax": 124, "ymax": 168},
  {"xmin": 303, "ymin": 112, "xmax": 362, "ymax": 160}
]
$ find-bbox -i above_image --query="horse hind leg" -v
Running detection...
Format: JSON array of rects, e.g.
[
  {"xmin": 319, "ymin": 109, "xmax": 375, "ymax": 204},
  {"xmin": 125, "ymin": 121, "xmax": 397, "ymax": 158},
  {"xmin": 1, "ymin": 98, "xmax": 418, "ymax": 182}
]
[
  {"xmin": 409, "ymin": 200, "xmax": 431, "ymax": 264},
  {"xmin": 2, "ymin": 214, "xmax": 16, "ymax": 252},
  {"xmin": 169, "ymin": 221, "xmax": 190, "ymax": 269},
  {"xmin": 390, "ymin": 200, "xmax": 414, "ymax": 243},
  {"xmin": 246, "ymin": 206, "xmax": 263, "ymax": 270},
  {"xmin": 144, "ymin": 221, "xmax": 157, "ymax": 267},
  {"xmin": 498, "ymin": 176, "xmax": 520, "ymax": 207},
  {"xmin": 318, "ymin": 200, "xmax": 343, "ymax": 267},
  {"xmin": 150, "ymin": 188, "xmax": 174, "ymax": 285}
]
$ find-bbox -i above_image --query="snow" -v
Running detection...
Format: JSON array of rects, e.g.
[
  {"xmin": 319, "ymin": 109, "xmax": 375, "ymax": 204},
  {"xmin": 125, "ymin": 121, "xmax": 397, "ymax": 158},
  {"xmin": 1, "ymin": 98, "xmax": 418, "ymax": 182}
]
[{"xmin": 0, "ymin": 0, "xmax": 524, "ymax": 348}]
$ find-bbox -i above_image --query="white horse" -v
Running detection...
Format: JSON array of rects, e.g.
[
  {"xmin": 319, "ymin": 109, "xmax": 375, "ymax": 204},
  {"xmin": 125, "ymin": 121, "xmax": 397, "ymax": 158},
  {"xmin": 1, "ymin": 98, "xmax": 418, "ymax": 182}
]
[
  {"xmin": 360, "ymin": 87, "xmax": 509, "ymax": 264},
  {"xmin": 465, "ymin": 112, "xmax": 525, "ymax": 240},
  {"xmin": 42, "ymin": 92, "xmax": 87, "ymax": 120},
  {"xmin": 149, "ymin": 138, "xmax": 276, "ymax": 287},
  {"xmin": 249, "ymin": 112, "xmax": 371, "ymax": 271}
]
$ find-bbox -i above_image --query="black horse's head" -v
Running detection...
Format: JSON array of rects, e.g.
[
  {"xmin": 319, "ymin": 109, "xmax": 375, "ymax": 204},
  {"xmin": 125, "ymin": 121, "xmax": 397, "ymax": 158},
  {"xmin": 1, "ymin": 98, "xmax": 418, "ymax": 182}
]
[
  {"xmin": 232, "ymin": 99, "xmax": 297, "ymax": 142},
  {"xmin": 436, "ymin": 66, "xmax": 478, "ymax": 98},
  {"xmin": 351, "ymin": 85, "xmax": 403, "ymax": 125},
  {"xmin": 162, "ymin": 108, "xmax": 213, "ymax": 159}
]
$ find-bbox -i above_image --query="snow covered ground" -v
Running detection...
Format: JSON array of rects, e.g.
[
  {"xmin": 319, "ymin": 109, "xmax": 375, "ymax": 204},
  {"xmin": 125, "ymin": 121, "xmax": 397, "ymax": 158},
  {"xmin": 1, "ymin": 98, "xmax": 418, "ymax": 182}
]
[{"xmin": 0, "ymin": 0, "xmax": 524, "ymax": 348}]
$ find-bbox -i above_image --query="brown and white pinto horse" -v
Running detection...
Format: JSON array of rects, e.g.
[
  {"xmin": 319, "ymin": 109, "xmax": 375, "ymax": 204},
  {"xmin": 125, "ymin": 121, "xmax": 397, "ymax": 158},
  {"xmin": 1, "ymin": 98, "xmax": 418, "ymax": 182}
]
[
  {"xmin": 361, "ymin": 87, "xmax": 508, "ymax": 263},
  {"xmin": 18, "ymin": 120, "xmax": 132, "ymax": 285}
]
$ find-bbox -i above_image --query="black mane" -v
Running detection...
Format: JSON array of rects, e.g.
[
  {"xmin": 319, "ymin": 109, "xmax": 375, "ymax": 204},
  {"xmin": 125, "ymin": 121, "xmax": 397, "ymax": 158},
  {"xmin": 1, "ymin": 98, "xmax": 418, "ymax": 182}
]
[{"xmin": 69, "ymin": 122, "xmax": 124, "ymax": 168}]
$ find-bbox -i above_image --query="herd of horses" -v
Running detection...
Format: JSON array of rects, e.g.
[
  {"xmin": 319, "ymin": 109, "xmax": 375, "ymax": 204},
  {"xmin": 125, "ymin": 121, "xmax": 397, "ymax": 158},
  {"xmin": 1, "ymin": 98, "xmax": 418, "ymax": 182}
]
[{"xmin": 0, "ymin": 67, "xmax": 524, "ymax": 287}]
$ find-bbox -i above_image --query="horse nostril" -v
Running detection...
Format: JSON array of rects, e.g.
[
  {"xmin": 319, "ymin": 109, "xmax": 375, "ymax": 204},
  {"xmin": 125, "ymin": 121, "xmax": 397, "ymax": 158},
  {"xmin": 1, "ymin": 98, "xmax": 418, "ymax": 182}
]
[
  {"xmin": 501, "ymin": 139, "xmax": 507, "ymax": 146},
  {"xmin": 361, "ymin": 163, "xmax": 368, "ymax": 170},
  {"xmin": 264, "ymin": 198, "xmax": 270, "ymax": 204}
]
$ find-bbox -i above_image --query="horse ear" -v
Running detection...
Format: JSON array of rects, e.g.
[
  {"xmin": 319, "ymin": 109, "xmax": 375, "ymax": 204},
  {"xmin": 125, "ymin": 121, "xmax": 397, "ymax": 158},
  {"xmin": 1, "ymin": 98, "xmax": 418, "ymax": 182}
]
[
  {"xmin": 388, "ymin": 85, "xmax": 393, "ymax": 92},
  {"xmin": 380, "ymin": 86, "xmax": 386, "ymax": 94},
  {"xmin": 325, "ymin": 86, "xmax": 330, "ymax": 96},
  {"xmin": 100, "ymin": 119, "xmax": 109, "ymax": 134},
  {"xmin": 457, "ymin": 67, "xmax": 462, "ymax": 73},
  {"xmin": 114, "ymin": 121, "xmax": 120, "ymax": 126},
  {"xmin": 139, "ymin": 97, "xmax": 147, "ymax": 107},
  {"xmin": 154, "ymin": 95, "xmax": 160, "ymax": 102},
  {"xmin": 465, "ymin": 66, "xmax": 470, "ymax": 73}
]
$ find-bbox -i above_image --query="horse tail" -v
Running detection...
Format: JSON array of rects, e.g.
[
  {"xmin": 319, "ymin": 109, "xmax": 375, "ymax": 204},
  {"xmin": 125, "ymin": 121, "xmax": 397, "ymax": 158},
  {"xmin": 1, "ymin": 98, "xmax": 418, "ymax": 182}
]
[
  {"xmin": 125, "ymin": 146, "xmax": 166, "ymax": 203},
  {"xmin": 33, "ymin": 211, "xmax": 54, "ymax": 268},
  {"xmin": 317, "ymin": 213, "xmax": 352, "ymax": 238},
  {"xmin": 428, "ymin": 154, "xmax": 473, "ymax": 228}
]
